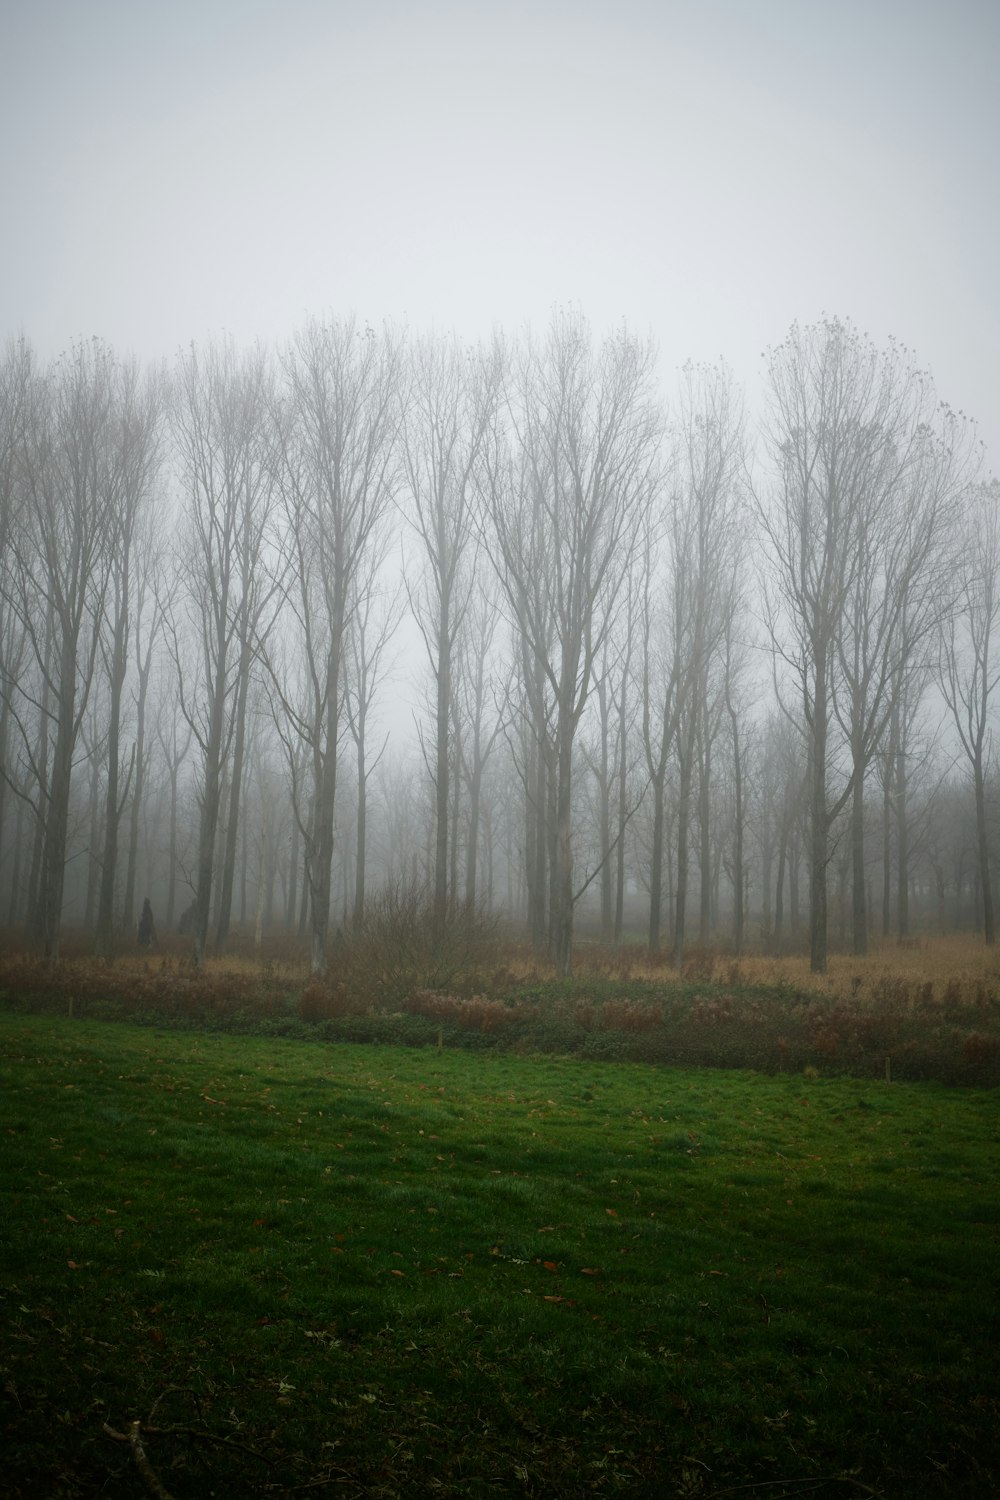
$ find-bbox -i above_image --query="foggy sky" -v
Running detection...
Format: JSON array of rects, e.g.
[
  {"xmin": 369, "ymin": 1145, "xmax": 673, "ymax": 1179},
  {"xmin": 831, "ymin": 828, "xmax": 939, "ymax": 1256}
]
[{"xmin": 2, "ymin": 0, "xmax": 998, "ymax": 468}]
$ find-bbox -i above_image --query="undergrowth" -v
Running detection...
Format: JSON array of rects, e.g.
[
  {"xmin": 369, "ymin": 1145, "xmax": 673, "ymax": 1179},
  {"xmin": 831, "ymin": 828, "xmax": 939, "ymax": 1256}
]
[{"xmin": 1, "ymin": 920, "xmax": 999, "ymax": 1086}]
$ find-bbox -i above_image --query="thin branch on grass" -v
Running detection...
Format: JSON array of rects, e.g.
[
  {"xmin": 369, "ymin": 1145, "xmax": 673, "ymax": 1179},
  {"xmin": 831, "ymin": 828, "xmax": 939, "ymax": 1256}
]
[
  {"xmin": 140, "ymin": 1423, "xmax": 278, "ymax": 1466},
  {"xmin": 708, "ymin": 1476, "xmax": 885, "ymax": 1497},
  {"xmin": 103, "ymin": 1420, "xmax": 176, "ymax": 1500}
]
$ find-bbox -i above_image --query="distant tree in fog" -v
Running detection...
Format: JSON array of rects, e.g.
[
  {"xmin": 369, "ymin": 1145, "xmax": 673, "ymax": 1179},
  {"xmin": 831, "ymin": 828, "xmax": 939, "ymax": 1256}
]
[
  {"xmin": 483, "ymin": 312, "xmax": 661, "ymax": 974},
  {"xmin": 939, "ymin": 479, "xmax": 1000, "ymax": 945},
  {"xmin": 455, "ymin": 558, "xmax": 507, "ymax": 912},
  {"xmin": 0, "ymin": 339, "xmax": 31, "ymax": 907},
  {"xmin": 669, "ymin": 362, "xmax": 745, "ymax": 968},
  {"xmin": 120, "ymin": 514, "xmax": 169, "ymax": 933},
  {"xmin": 758, "ymin": 318, "xmax": 965, "ymax": 971},
  {"xmin": 2, "ymin": 340, "xmax": 118, "ymax": 961},
  {"xmin": 269, "ymin": 318, "xmax": 402, "ymax": 974},
  {"xmin": 344, "ymin": 545, "xmax": 404, "ymax": 927},
  {"xmin": 169, "ymin": 339, "xmax": 278, "ymax": 966},
  {"xmin": 94, "ymin": 360, "xmax": 162, "ymax": 957},
  {"xmin": 401, "ymin": 334, "xmax": 496, "ymax": 938},
  {"xmin": 154, "ymin": 666, "xmax": 192, "ymax": 932}
]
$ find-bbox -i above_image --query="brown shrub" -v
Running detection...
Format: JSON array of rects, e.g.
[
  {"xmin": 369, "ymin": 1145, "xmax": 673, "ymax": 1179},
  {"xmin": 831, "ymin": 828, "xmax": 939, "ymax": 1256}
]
[
  {"xmin": 402, "ymin": 989, "xmax": 525, "ymax": 1032},
  {"xmin": 599, "ymin": 998, "xmax": 664, "ymax": 1033},
  {"xmin": 298, "ymin": 983, "xmax": 370, "ymax": 1023},
  {"xmin": 964, "ymin": 1031, "xmax": 1000, "ymax": 1069}
]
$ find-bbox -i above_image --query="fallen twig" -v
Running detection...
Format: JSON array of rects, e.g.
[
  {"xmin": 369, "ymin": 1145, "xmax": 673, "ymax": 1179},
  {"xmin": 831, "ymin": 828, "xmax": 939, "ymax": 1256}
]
[
  {"xmin": 141, "ymin": 1421, "xmax": 278, "ymax": 1466},
  {"xmin": 103, "ymin": 1420, "xmax": 176, "ymax": 1500},
  {"xmin": 709, "ymin": 1477, "xmax": 884, "ymax": 1499}
]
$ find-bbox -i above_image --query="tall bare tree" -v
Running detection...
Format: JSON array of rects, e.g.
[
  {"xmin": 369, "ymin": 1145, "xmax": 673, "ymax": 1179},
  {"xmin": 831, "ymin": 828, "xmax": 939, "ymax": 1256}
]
[
  {"xmin": 0, "ymin": 338, "xmax": 32, "ymax": 884},
  {"xmin": 170, "ymin": 339, "xmax": 277, "ymax": 966},
  {"xmin": 269, "ymin": 318, "xmax": 402, "ymax": 974},
  {"xmin": 2, "ymin": 340, "xmax": 116, "ymax": 961},
  {"xmin": 675, "ymin": 367, "xmax": 743, "ymax": 966},
  {"xmin": 831, "ymin": 386, "xmax": 962, "ymax": 955},
  {"xmin": 121, "ymin": 516, "xmax": 169, "ymax": 932},
  {"xmin": 455, "ymin": 559, "xmax": 507, "ymax": 912},
  {"xmin": 154, "ymin": 671, "xmax": 193, "ymax": 932},
  {"xmin": 758, "ymin": 318, "xmax": 961, "ymax": 971},
  {"xmin": 401, "ymin": 335, "xmax": 495, "ymax": 937},
  {"xmin": 94, "ymin": 360, "xmax": 162, "ymax": 956},
  {"xmin": 939, "ymin": 479, "xmax": 1000, "ymax": 945},
  {"xmin": 484, "ymin": 313, "xmax": 661, "ymax": 973},
  {"xmin": 344, "ymin": 554, "xmax": 403, "ymax": 927}
]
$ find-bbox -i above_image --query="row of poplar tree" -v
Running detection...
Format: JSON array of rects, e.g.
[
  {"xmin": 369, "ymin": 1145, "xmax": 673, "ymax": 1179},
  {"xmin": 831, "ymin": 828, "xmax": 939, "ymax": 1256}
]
[{"xmin": 0, "ymin": 311, "xmax": 993, "ymax": 974}]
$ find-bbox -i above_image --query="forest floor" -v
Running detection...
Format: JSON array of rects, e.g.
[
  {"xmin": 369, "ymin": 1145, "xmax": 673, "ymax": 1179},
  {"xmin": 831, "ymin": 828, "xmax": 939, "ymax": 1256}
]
[{"xmin": 1, "ymin": 1016, "xmax": 997, "ymax": 1498}]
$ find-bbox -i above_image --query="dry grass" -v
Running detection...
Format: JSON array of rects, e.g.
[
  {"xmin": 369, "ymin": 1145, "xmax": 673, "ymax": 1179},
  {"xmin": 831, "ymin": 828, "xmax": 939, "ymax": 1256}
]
[
  {"xmin": 726, "ymin": 935, "xmax": 1000, "ymax": 999},
  {"xmin": 2, "ymin": 927, "xmax": 998, "ymax": 1086},
  {"xmin": 566, "ymin": 933, "xmax": 1000, "ymax": 1008},
  {"xmin": 5, "ymin": 927, "xmax": 1000, "ymax": 1016}
]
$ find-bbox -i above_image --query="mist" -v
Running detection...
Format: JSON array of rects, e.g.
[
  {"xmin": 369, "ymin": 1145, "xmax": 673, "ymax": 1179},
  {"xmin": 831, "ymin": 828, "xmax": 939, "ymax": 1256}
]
[{"xmin": 2, "ymin": 0, "xmax": 998, "ymax": 975}]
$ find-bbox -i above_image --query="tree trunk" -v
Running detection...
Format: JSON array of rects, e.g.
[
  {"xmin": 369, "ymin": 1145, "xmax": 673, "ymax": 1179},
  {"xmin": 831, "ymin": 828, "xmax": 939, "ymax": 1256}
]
[
  {"xmin": 851, "ymin": 768, "xmax": 867, "ymax": 956},
  {"xmin": 648, "ymin": 776, "xmax": 665, "ymax": 955},
  {"xmin": 774, "ymin": 840, "xmax": 786, "ymax": 943},
  {"xmin": 672, "ymin": 742, "xmax": 693, "ymax": 971},
  {"xmin": 83, "ymin": 745, "xmax": 102, "ymax": 932},
  {"xmin": 96, "ymin": 592, "xmax": 129, "ymax": 958},
  {"xmin": 552, "ymin": 718, "xmax": 574, "ymax": 975},
  {"xmin": 40, "ymin": 665, "xmax": 77, "ymax": 965},
  {"xmin": 465, "ymin": 761, "xmax": 482, "ymax": 911},
  {"xmin": 433, "ymin": 616, "xmax": 450, "ymax": 942},
  {"xmin": 192, "ymin": 651, "xmax": 227, "ymax": 967},
  {"xmin": 731, "ymin": 712, "xmax": 744, "ymax": 952},
  {"xmin": 698, "ymin": 735, "xmax": 712, "ymax": 943},
  {"xmin": 614, "ymin": 675, "xmax": 629, "ymax": 948},
  {"xmin": 881, "ymin": 750, "xmax": 893, "ymax": 939},
  {"xmin": 809, "ymin": 661, "xmax": 829, "ymax": 974},
  {"xmin": 895, "ymin": 736, "xmax": 909, "ymax": 940},
  {"xmin": 974, "ymin": 754, "xmax": 995, "ymax": 944},
  {"xmin": 123, "ymin": 664, "xmax": 151, "ymax": 932},
  {"xmin": 215, "ymin": 651, "xmax": 251, "ymax": 952},
  {"xmin": 308, "ymin": 735, "xmax": 337, "ymax": 974},
  {"xmin": 353, "ymin": 715, "xmax": 368, "ymax": 928}
]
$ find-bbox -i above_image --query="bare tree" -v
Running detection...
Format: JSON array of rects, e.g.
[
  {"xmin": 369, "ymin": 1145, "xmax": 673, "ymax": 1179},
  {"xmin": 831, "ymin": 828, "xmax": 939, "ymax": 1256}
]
[
  {"xmin": 0, "ymin": 339, "xmax": 32, "ymax": 885},
  {"xmin": 660, "ymin": 363, "xmax": 743, "ymax": 966},
  {"xmin": 721, "ymin": 592, "xmax": 753, "ymax": 950},
  {"xmin": 401, "ymin": 335, "xmax": 495, "ymax": 937},
  {"xmin": 831, "ymin": 385, "xmax": 962, "ymax": 955},
  {"xmin": 154, "ymin": 670, "xmax": 193, "ymax": 932},
  {"xmin": 344, "ymin": 553, "xmax": 404, "ymax": 926},
  {"xmin": 758, "ymin": 317, "xmax": 961, "ymax": 971},
  {"xmin": 2, "ymin": 340, "xmax": 116, "ymax": 961},
  {"xmin": 121, "ymin": 515, "xmax": 169, "ymax": 932},
  {"xmin": 583, "ymin": 565, "xmax": 640, "ymax": 943},
  {"xmin": 484, "ymin": 313, "xmax": 661, "ymax": 973},
  {"xmin": 877, "ymin": 663, "xmax": 939, "ymax": 940},
  {"xmin": 939, "ymin": 480, "xmax": 1000, "ymax": 945},
  {"xmin": 269, "ymin": 318, "xmax": 402, "ymax": 974},
  {"xmin": 639, "ymin": 508, "xmax": 681, "ymax": 954},
  {"xmin": 94, "ymin": 361, "xmax": 162, "ymax": 956},
  {"xmin": 455, "ymin": 559, "xmax": 507, "ymax": 911},
  {"xmin": 169, "ymin": 339, "xmax": 278, "ymax": 965}
]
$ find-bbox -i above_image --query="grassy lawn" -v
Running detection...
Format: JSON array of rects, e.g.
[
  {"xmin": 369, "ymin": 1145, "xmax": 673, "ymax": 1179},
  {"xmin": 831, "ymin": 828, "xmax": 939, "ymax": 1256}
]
[{"xmin": 1, "ymin": 1013, "xmax": 997, "ymax": 1497}]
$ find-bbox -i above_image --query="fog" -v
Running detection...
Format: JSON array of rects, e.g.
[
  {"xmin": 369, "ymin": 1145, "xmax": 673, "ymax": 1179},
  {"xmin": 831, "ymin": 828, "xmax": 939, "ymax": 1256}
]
[
  {"xmin": 4, "ymin": 0, "xmax": 998, "ymax": 452},
  {"xmin": 2, "ymin": 0, "xmax": 999, "ymax": 974}
]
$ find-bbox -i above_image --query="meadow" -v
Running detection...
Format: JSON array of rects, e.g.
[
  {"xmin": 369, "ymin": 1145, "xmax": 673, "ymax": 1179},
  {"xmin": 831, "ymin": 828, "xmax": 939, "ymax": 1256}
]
[{"xmin": 1, "ymin": 1011, "xmax": 997, "ymax": 1498}]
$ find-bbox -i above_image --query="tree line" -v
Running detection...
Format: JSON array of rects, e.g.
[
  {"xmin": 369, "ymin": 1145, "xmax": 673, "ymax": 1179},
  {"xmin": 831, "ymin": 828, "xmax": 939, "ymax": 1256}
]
[{"xmin": 0, "ymin": 312, "xmax": 993, "ymax": 974}]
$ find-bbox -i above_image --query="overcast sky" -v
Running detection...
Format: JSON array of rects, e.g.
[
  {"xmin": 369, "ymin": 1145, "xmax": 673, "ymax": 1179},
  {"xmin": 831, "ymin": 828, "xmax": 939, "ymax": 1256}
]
[{"xmin": 2, "ymin": 0, "xmax": 997, "ymax": 467}]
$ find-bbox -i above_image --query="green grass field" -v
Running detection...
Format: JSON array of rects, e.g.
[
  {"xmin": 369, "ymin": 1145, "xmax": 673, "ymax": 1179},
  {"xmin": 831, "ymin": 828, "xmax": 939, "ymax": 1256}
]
[{"xmin": 1, "ymin": 1014, "xmax": 997, "ymax": 1497}]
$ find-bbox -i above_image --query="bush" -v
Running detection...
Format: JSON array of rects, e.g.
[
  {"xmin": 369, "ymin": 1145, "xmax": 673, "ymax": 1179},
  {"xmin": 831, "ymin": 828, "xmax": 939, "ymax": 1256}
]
[{"xmin": 320, "ymin": 881, "xmax": 501, "ymax": 1010}]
